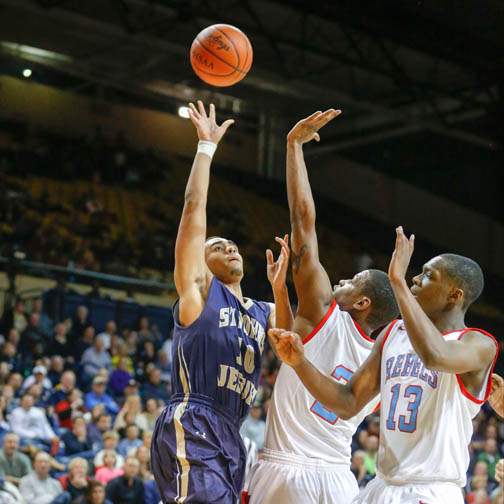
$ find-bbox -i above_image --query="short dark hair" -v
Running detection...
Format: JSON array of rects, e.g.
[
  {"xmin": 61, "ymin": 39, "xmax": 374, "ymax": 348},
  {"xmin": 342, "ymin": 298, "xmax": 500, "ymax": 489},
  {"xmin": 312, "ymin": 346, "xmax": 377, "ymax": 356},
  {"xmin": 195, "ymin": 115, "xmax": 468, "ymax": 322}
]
[
  {"xmin": 360, "ymin": 270, "xmax": 399, "ymax": 329},
  {"xmin": 438, "ymin": 254, "xmax": 484, "ymax": 310}
]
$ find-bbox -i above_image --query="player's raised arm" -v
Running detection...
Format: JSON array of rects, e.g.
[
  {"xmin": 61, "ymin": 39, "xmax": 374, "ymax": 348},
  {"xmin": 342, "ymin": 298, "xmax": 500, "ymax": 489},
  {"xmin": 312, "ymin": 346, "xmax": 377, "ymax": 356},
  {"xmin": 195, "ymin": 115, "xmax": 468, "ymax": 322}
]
[
  {"xmin": 388, "ymin": 226, "xmax": 498, "ymax": 374},
  {"xmin": 266, "ymin": 234, "xmax": 294, "ymax": 331},
  {"xmin": 286, "ymin": 110, "xmax": 341, "ymax": 323},
  {"xmin": 175, "ymin": 101, "xmax": 234, "ymax": 326},
  {"xmin": 269, "ymin": 326, "xmax": 383, "ymax": 420}
]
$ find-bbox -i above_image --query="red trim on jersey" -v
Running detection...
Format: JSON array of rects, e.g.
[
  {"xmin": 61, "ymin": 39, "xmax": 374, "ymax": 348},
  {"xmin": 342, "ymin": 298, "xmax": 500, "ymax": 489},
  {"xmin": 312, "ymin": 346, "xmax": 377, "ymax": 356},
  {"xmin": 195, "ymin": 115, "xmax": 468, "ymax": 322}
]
[
  {"xmin": 352, "ymin": 318, "xmax": 375, "ymax": 343},
  {"xmin": 380, "ymin": 319, "xmax": 400, "ymax": 351},
  {"xmin": 372, "ymin": 401, "xmax": 381, "ymax": 414},
  {"xmin": 241, "ymin": 491, "xmax": 250, "ymax": 504},
  {"xmin": 453, "ymin": 328, "xmax": 499, "ymax": 404},
  {"xmin": 302, "ymin": 300, "xmax": 337, "ymax": 345}
]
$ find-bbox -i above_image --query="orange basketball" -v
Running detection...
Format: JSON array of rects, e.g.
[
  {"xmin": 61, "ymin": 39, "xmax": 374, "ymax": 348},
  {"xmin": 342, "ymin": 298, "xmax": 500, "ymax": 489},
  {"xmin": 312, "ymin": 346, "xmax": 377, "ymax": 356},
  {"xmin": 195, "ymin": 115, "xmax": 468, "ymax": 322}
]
[{"xmin": 190, "ymin": 24, "xmax": 253, "ymax": 87}]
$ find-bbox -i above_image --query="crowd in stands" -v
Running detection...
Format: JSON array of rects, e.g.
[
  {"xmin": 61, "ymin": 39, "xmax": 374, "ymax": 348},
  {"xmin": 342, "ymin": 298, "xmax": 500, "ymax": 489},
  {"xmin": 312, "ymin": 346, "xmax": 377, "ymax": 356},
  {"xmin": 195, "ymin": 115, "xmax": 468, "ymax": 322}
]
[{"xmin": 0, "ymin": 295, "xmax": 170, "ymax": 503}]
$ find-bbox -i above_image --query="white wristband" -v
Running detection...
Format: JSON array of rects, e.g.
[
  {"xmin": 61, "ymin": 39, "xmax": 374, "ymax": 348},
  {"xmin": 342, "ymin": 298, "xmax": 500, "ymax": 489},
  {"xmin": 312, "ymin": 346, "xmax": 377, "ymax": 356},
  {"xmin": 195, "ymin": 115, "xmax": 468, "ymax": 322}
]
[{"xmin": 197, "ymin": 140, "xmax": 217, "ymax": 159}]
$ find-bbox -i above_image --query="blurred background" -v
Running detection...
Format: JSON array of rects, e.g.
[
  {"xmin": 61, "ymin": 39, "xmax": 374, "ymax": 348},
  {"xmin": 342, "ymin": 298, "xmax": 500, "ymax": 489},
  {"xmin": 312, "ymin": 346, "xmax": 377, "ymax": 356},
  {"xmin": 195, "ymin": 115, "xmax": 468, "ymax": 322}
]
[{"xmin": 0, "ymin": 1, "xmax": 502, "ymax": 503}]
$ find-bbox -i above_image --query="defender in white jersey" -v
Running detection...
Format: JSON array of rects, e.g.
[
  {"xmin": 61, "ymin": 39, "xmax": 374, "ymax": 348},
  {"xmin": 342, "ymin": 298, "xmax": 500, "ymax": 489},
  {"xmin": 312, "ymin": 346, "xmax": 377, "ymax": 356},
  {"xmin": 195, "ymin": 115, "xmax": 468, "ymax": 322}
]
[
  {"xmin": 246, "ymin": 110, "xmax": 399, "ymax": 504},
  {"xmin": 270, "ymin": 227, "xmax": 499, "ymax": 504}
]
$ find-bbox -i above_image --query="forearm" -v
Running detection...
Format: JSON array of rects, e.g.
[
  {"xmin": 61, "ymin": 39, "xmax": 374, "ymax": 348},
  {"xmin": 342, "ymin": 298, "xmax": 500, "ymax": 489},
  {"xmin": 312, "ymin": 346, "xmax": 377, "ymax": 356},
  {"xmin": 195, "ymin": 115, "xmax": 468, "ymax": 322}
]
[
  {"xmin": 183, "ymin": 150, "xmax": 212, "ymax": 207},
  {"xmin": 391, "ymin": 279, "xmax": 448, "ymax": 366},
  {"xmin": 294, "ymin": 359, "xmax": 356, "ymax": 419},
  {"xmin": 272, "ymin": 286, "xmax": 294, "ymax": 331},
  {"xmin": 286, "ymin": 141, "xmax": 316, "ymax": 229}
]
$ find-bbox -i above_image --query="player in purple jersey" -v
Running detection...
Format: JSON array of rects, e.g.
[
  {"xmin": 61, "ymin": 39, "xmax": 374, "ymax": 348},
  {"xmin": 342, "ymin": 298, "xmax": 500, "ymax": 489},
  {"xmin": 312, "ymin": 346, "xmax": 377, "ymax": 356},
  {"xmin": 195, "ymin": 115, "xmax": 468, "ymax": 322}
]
[{"xmin": 151, "ymin": 101, "xmax": 292, "ymax": 504}]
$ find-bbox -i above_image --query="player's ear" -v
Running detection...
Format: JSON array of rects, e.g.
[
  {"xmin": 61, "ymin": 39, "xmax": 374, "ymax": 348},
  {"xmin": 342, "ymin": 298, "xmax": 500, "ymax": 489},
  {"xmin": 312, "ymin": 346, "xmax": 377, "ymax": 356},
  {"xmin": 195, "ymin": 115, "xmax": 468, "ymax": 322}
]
[
  {"xmin": 448, "ymin": 287, "xmax": 464, "ymax": 306},
  {"xmin": 353, "ymin": 296, "xmax": 371, "ymax": 312}
]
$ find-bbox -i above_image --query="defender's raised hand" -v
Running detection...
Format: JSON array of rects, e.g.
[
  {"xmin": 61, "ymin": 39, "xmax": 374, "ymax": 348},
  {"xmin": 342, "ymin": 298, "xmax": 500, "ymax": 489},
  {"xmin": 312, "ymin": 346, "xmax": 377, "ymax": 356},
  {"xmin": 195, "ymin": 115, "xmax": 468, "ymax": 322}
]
[
  {"xmin": 287, "ymin": 109, "xmax": 341, "ymax": 145},
  {"xmin": 388, "ymin": 226, "xmax": 415, "ymax": 284},
  {"xmin": 188, "ymin": 101, "xmax": 234, "ymax": 144},
  {"xmin": 489, "ymin": 373, "xmax": 504, "ymax": 418},
  {"xmin": 266, "ymin": 234, "xmax": 290, "ymax": 293},
  {"xmin": 268, "ymin": 328, "xmax": 305, "ymax": 368}
]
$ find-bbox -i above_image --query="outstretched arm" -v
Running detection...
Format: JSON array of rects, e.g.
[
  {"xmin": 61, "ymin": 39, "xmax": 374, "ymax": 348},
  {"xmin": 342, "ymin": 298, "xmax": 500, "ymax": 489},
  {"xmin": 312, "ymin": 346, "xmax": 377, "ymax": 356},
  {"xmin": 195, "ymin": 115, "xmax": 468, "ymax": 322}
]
[
  {"xmin": 175, "ymin": 101, "xmax": 234, "ymax": 326},
  {"xmin": 388, "ymin": 227, "xmax": 497, "ymax": 374},
  {"xmin": 286, "ymin": 110, "xmax": 341, "ymax": 327},
  {"xmin": 266, "ymin": 234, "xmax": 294, "ymax": 331},
  {"xmin": 269, "ymin": 327, "xmax": 383, "ymax": 419}
]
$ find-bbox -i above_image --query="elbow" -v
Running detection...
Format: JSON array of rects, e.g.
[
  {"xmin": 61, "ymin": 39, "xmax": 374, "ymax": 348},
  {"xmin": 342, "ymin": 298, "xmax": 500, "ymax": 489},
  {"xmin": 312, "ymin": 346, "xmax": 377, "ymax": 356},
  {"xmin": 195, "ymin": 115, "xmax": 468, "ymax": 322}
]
[{"xmin": 421, "ymin": 349, "xmax": 444, "ymax": 370}]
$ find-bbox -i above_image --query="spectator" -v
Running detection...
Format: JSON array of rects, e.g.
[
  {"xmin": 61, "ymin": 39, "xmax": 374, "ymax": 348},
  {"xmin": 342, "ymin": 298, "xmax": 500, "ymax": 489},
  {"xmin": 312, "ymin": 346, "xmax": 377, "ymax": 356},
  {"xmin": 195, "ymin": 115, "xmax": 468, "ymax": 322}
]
[
  {"xmin": 73, "ymin": 480, "xmax": 112, "ymax": 504},
  {"xmin": 96, "ymin": 321, "xmax": 117, "ymax": 351},
  {"xmin": 19, "ymin": 451, "xmax": 63, "ymax": 504},
  {"xmin": 21, "ymin": 365, "xmax": 52, "ymax": 396},
  {"xmin": 55, "ymin": 388, "xmax": 84, "ymax": 430},
  {"xmin": 50, "ymin": 370, "xmax": 77, "ymax": 405},
  {"xmin": 478, "ymin": 438, "xmax": 500, "ymax": 480},
  {"xmin": 0, "ymin": 341, "xmax": 21, "ymax": 374},
  {"xmin": 117, "ymin": 424, "xmax": 142, "ymax": 457},
  {"xmin": 156, "ymin": 350, "xmax": 172, "ymax": 384},
  {"xmin": 141, "ymin": 365, "xmax": 169, "ymax": 402},
  {"xmin": 58, "ymin": 457, "xmax": 90, "ymax": 502},
  {"xmin": 20, "ymin": 313, "xmax": 46, "ymax": 358},
  {"xmin": 122, "ymin": 379, "xmax": 140, "ymax": 400},
  {"xmin": 47, "ymin": 355, "xmax": 65, "ymax": 385},
  {"xmin": 113, "ymin": 396, "xmax": 143, "ymax": 432},
  {"xmin": 133, "ymin": 445, "xmax": 151, "ymax": 481},
  {"xmin": 94, "ymin": 432, "xmax": 124, "ymax": 469},
  {"xmin": 31, "ymin": 297, "xmax": 53, "ymax": 337},
  {"xmin": 363, "ymin": 434, "xmax": 379, "ymax": 477},
  {"xmin": 81, "ymin": 337, "xmax": 111, "ymax": 380},
  {"xmin": 87, "ymin": 414, "xmax": 112, "ymax": 450},
  {"xmin": 0, "ymin": 433, "xmax": 31, "ymax": 486},
  {"xmin": 85, "ymin": 377, "xmax": 119, "ymax": 416},
  {"xmin": 3, "ymin": 299, "xmax": 28, "ymax": 334},
  {"xmin": 74, "ymin": 326, "xmax": 95, "ymax": 363},
  {"xmin": 350, "ymin": 450, "xmax": 367, "ymax": 487},
  {"xmin": 61, "ymin": 416, "xmax": 93, "ymax": 456},
  {"xmin": 72, "ymin": 306, "xmax": 91, "ymax": 341},
  {"xmin": 9, "ymin": 393, "xmax": 59, "ymax": 451},
  {"xmin": 95, "ymin": 450, "xmax": 123, "ymax": 485},
  {"xmin": 105, "ymin": 456, "xmax": 144, "ymax": 504},
  {"xmin": 137, "ymin": 317, "xmax": 154, "ymax": 346},
  {"xmin": 137, "ymin": 398, "xmax": 161, "ymax": 433},
  {"xmin": 240, "ymin": 404, "xmax": 266, "ymax": 450},
  {"xmin": 108, "ymin": 357, "xmax": 132, "ymax": 397},
  {"xmin": 48, "ymin": 323, "xmax": 73, "ymax": 360}
]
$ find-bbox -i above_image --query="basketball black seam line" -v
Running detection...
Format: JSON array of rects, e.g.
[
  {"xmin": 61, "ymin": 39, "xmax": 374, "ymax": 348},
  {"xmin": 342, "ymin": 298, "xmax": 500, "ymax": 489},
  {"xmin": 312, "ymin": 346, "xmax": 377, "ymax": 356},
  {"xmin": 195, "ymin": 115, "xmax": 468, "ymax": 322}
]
[
  {"xmin": 214, "ymin": 27, "xmax": 241, "ymax": 70},
  {"xmin": 192, "ymin": 62, "xmax": 240, "ymax": 81},
  {"xmin": 195, "ymin": 36, "xmax": 246, "ymax": 75}
]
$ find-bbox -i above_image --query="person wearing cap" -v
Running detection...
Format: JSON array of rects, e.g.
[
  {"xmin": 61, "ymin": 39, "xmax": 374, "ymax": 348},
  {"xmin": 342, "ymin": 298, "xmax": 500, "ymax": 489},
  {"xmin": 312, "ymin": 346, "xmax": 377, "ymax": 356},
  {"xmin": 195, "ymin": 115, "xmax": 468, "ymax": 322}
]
[
  {"xmin": 8, "ymin": 394, "xmax": 59, "ymax": 452},
  {"xmin": 20, "ymin": 365, "xmax": 52, "ymax": 396},
  {"xmin": 85, "ymin": 377, "xmax": 119, "ymax": 416}
]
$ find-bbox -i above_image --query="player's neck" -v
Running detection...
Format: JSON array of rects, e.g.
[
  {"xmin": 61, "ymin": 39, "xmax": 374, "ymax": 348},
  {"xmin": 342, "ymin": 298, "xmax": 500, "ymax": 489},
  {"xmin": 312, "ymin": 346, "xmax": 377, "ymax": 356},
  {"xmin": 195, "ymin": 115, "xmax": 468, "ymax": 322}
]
[
  {"xmin": 430, "ymin": 311, "xmax": 466, "ymax": 334},
  {"xmin": 352, "ymin": 313, "xmax": 374, "ymax": 338},
  {"xmin": 224, "ymin": 281, "xmax": 244, "ymax": 303}
]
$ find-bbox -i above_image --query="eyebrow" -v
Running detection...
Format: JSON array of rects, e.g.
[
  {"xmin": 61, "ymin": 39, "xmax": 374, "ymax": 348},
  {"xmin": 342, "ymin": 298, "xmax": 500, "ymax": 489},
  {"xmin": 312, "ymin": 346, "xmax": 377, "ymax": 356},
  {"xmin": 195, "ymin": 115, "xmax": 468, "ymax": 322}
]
[{"xmin": 207, "ymin": 240, "xmax": 237, "ymax": 248}]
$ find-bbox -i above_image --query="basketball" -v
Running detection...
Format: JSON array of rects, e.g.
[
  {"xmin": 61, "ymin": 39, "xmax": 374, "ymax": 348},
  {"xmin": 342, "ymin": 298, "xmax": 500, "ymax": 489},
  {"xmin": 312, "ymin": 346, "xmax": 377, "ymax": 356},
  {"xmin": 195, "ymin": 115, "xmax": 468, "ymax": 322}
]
[{"xmin": 190, "ymin": 24, "xmax": 253, "ymax": 87}]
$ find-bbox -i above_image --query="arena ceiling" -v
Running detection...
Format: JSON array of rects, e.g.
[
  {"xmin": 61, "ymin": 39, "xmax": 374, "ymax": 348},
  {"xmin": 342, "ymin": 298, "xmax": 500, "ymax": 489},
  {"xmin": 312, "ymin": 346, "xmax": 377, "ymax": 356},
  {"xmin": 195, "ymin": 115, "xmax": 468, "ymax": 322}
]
[{"xmin": 1, "ymin": 0, "xmax": 502, "ymax": 144}]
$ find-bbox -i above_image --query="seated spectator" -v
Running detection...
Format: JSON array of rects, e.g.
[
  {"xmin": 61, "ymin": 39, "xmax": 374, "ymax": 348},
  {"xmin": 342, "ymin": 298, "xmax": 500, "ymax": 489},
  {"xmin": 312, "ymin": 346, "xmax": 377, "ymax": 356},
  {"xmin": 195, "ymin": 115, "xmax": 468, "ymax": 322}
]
[
  {"xmin": 94, "ymin": 432, "xmax": 124, "ymax": 469},
  {"xmin": 478, "ymin": 438, "xmax": 500, "ymax": 480},
  {"xmin": 110, "ymin": 343, "xmax": 134, "ymax": 375},
  {"xmin": 54, "ymin": 388, "xmax": 84, "ymax": 431},
  {"xmin": 73, "ymin": 326, "xmax": 95, "ymax": 363},
  {"xmin": 141, "ymin": 365, "xmax": 169, "ymax": 402},
  {"xmin": 122, "ymin": 379, "xmax": 140, "ymax": 400},
  {"xmin": 363, "ymin": 434, "xmax": 379, "ymax": 477},
  {"xmin": 3, "ymin": 299, "xmax": 28, "ymax": 334},
  {"xmin": 49, "ymin": 371, "xmax": 76, "ymax": 405},
  {"xmin": 105, "ymin": 456, "xmax": 144, "ymax": 504},
  {"xmin": 156, "ymin": 350, "xmax": 172, "ymax": 384},
  {"xmin": 58, "ymin": 457, "xmax": 90, "ymax": 502},
  {"xmin": 95, "ymin": 450, "xmax": 124, "ymax": 485},
  {"xmin": 87, "ymin": 413, "xmax": 112, "ymax": 450},
  {"xmin": 9, "ymin": 393, "xmax": 59, "ymax": 452},
  {"xmin": 350, "ymin": 450, "xmax": 368, "ymax": 487},
  {"xmin": 31, "ymin": 297, "xmax": 52, "ymax": 338},
  {"xmin": 0, "ymin": 342, "xmax": 21, "ymax": 374},
  {"xmin": 61, "ymin": 416, "xmax": 93, "ymax": 456},
  {"xmin": 19, "ymin": 451, "xmax": 63, "ymax": 504},
  {"xmin": 137, "ymin": 317, "xmax": 154, "ymax": 346},
  {"xmin": 21, "ymin": 365, "xmax": 52, "ymax": 396},
  {"xmin": 117, "ymin": 424, "xmax": 142, "ymax": 457},
  {"xmin": 20, "ymin": 313, "xmax": 47, "ymax": 358},
  {"xmin": 0, "ymin": 433, "xmax": 31, "ymax": 486},
  {"xmin": 73, "ymin": 479, "xmax": 112, "ymax": 504},
  {"xmin": 85, "ymin": 377, "xmax": 118, "ymax": 416},
  {"xmin": 108, "ymin": 357, "xmax": 132, "ymax": 397},
  {"xmin": 96, "ymin": 321, "xmax": 117, "ymax": 351},
  {"xmin": 47, "ymin": 355, "xmax": 65, "ymax": 386},
  {"xmin": 134, "ymin": 445, "xmax": 152, "ymax": 481},
  {"xmin": 72, "ymin": 305, "xmax": 91, "ymax": 341},
  {"xmin": 48, "ymin": 323, "xmax": 73, "ymax": 360},
  {"xmin": 137, "ymin": 398, "xmax": 161, "ymax": 433},
  {"xmin": 113, "ymin": 396, "xmax": 144, "ymax": 432},
  {"xmin": 81, "ymin": 337, "xmax": 111, "ymax": 380},
  {"xmin": 240, "ymin": 403, "xmax": 266, "ymax": 450}
]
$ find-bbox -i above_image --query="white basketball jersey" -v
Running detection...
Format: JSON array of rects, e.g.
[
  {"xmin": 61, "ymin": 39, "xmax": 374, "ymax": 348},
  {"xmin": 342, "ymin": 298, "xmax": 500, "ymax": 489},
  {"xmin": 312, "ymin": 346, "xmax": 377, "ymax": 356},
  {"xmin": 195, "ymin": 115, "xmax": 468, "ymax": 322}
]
[
  {"xmin": 265, "ymin": 301, "xmax": 381, "ymax": 465},
  {"xmin": 378, "ymin": 320, "xmax": 498, "ymax": 487}
]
